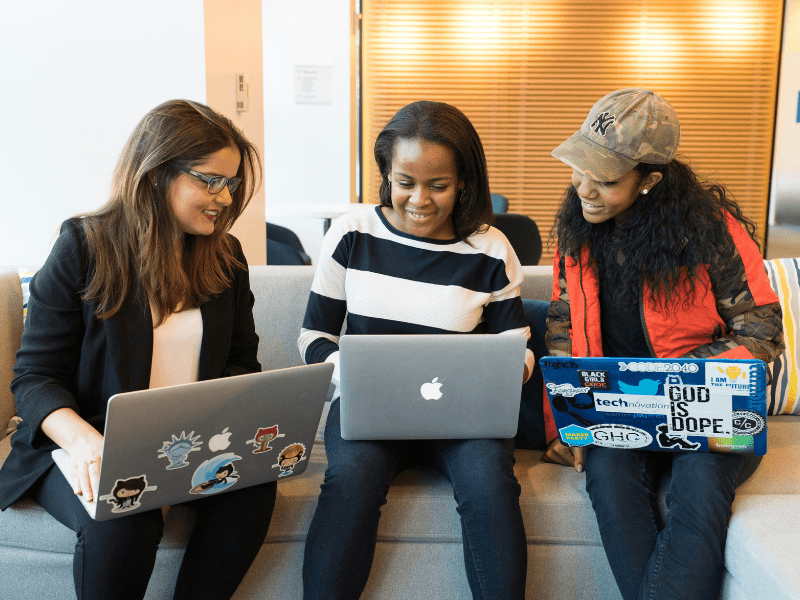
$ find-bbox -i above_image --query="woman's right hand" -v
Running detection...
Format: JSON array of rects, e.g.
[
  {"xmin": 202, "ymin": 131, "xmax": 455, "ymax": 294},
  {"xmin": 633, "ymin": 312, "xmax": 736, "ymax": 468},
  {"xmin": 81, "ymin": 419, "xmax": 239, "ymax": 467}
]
[
  {"xmin": 41, "ymin": 408, "xmax": 105, "ymax": 502},
  {"xmin": 66, "ymin": 430, "xmax": 105, "ymax": 502},
  {"xmin": 542, "ymin": 438, "xmax": 585, "ymax": 473}
]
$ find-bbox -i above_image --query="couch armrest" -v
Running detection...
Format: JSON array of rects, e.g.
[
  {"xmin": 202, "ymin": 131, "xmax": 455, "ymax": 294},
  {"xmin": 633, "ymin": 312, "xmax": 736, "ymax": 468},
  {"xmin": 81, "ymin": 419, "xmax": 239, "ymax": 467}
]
[{"xmin": 724, "ymin": 495, "xmax": 800, "ymax": 599}]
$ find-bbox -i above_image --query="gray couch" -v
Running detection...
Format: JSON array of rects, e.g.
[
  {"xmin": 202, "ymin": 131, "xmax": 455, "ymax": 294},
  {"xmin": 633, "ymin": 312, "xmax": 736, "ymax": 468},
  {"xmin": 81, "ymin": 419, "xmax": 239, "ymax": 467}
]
[{"xmin": 1, "ymin": 265, "xmax": 798, "ymax": 600}]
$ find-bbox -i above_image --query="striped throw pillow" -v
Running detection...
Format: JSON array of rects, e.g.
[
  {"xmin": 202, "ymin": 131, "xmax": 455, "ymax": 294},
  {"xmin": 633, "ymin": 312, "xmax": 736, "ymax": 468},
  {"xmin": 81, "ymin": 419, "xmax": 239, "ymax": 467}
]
[
  {"xmin": 19, "ymin": 268, "xmax": 35, "ymax": 326},
  {"xmin": 764, "ymin": 258, "xmax": 799, "ymax": 415}
]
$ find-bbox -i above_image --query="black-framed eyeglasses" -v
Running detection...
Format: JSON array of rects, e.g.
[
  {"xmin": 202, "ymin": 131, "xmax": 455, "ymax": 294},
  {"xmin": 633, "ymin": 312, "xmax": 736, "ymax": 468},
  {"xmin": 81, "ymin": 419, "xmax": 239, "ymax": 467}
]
[{"xmin": 173, "ymin": 163, "xmax": 242, "ymax": 195}]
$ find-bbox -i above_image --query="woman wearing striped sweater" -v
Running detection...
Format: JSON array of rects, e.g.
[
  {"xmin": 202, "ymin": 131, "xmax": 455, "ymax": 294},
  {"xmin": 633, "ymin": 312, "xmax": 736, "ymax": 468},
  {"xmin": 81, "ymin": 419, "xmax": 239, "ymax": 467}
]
[{"xmin": 299, "ymin": 101, "xmax": 534, "ymax": 600}]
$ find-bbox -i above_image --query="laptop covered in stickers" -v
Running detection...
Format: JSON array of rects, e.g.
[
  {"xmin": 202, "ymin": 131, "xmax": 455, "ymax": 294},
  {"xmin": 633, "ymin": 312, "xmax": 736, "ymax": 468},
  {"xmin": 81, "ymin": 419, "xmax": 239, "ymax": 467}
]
[
  {"xmin": 338, "ymin": 334, "xmax": 527, "ymax": 440},
  {"xmin": 51, "ymin": 362, "xmax": 334, "ymax": 521},
  {"xmin": 540, "ymin": 356, "xmax": 768, "ymax": 456}
]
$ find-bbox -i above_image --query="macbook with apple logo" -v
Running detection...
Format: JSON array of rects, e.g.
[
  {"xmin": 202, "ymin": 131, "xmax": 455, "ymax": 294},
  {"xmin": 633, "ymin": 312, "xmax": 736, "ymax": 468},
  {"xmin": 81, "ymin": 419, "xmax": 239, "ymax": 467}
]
[
  {"xmin": 338, "ymin": 334, "xmax": 527, "ymax": 440},
  {"xmin": 51, "ymin": 363, "xmax": 333, "ymax": 520}
]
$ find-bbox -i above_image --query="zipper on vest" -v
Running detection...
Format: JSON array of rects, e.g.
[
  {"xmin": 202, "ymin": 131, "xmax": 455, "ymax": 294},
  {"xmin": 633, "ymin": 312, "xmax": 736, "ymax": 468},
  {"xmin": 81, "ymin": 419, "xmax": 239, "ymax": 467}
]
[
  {"xmin": 639, "ymin": 283, "xmax": 656, "ymax": 357},
  {"xmin": 579, "ymin": 263, "xmax": 590, "ymax": 356}
]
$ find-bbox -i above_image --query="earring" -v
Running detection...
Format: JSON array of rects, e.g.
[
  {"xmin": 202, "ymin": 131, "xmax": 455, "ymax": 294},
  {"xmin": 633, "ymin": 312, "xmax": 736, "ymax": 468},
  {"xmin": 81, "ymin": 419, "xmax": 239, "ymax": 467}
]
[{"xmin": 642, "ymin": 189, "xmax": 648, "ymax": 195}]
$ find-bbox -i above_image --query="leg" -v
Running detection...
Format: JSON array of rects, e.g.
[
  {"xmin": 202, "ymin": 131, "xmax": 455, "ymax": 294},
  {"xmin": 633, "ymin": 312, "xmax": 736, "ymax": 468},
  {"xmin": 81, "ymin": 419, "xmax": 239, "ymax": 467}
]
[
  {"xmin": 431, "ymin": 438, "xmax": 527, "ymax": 600},
  {"xmin": 584, "ymin": 448, "xmax": 665, "ymax": 600},
  {"xmin": 516, "ymin": 299, "xmax": 550, "ymax": 450},
  {"xmin": 302, "ymin": 399, "xmax": 403, "ymax": 600},
  {"xmin": 638, "ymin": 452, "xmax": 744, "ymax": 600},
  {"xmin": 30, "ymin": 466, "xmax": 164, "ymax": 600},
  {"xmin": 173, "ymin": 480, "xmax": 277, "ymax": 600}
]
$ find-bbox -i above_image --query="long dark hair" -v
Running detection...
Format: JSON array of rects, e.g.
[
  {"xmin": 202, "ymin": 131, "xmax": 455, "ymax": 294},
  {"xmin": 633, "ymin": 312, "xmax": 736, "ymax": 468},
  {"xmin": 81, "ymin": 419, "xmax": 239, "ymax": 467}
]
[
  {"xmin": 554, "ymin": 158, "xmax": 758, "ymax": 309},
  {"xmin": 80, "ymin": 99, "xmax": 261, "ymax": 324},
  {"xmin": 374, "ymin": 101, "xmax": 493, "ymax": 241}
]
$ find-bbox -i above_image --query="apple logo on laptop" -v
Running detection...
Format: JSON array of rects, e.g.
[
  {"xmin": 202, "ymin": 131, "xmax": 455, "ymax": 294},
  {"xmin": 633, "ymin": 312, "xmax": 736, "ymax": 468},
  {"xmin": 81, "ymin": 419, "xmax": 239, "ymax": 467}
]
[
  {"xmin": 420, "ymin": 377, "xmax": 443, "ymax": 401},
  {"xmin": 209, "ymin": 427, "xmax": 232, "ymax": 452}
]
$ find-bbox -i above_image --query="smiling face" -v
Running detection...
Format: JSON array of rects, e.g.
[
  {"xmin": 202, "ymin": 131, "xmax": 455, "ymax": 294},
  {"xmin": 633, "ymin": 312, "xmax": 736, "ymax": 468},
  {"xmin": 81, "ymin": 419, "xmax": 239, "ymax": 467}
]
[
  {"xmin": 571, "ymin": 168, "xmax": 662, "ymax": 225},
  {"xmin": 168, "ymin": 145, "xmax": 241, "ymax": 236},
  {"xmin": 384, "ymin": 138, "xmax": 462, "ymax": 240}
]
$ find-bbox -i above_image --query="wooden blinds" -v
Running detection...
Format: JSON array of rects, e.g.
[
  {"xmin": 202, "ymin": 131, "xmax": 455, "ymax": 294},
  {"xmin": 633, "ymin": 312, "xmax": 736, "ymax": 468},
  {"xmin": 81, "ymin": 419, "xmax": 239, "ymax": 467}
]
[{"xmin": 361, "ymin": 0, "xmax": 783, "ymax": 263}]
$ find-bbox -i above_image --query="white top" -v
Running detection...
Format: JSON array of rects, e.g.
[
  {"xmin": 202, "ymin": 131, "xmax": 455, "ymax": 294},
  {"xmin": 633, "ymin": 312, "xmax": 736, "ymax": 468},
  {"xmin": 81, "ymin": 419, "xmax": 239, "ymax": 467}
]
[{"xmin": 149, "ymin": 307, "xmax": 203, "ymax": 389}]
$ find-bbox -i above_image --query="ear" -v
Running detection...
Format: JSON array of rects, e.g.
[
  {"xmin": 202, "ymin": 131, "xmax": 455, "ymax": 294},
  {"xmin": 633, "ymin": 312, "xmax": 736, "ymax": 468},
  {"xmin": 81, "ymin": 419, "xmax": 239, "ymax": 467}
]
[{"xmin": 640, "ymin": 172, "xmax": 663, "ymax": 194}]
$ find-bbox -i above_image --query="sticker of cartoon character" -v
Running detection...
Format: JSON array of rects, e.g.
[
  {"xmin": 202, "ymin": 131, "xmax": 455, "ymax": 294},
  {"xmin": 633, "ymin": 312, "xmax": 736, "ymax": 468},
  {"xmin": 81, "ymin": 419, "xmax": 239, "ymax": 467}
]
[
  {"xmin": 158, "ymin": 431, "xmax": 203, "ymax": 469},
  {"xmin": 272, "ymin": 443, "xmax": 306, "ymax": 477},
  {"xmin": 245, "ymin": 425, "xmax": 284, "ymax": 454},
  {"xmin": 99, "ymin": 475, "xmax": 158, "ymax": 513},
  {"xmin": 655, "ymin": 423, "xmax": 700, "ymax": 451},
  {"xmin": 189, "ymin": 453, "xmax": 243, "ymax": 495}
]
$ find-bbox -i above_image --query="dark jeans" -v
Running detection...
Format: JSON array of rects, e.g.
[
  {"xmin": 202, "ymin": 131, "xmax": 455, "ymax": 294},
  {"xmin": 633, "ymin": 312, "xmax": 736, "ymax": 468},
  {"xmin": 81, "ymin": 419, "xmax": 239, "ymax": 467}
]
[
  {"xmin": 516, "ymin": 299, "xmax": 550, "ymax": 450},
  {"xmin": 585, "ymin": 448, "xmax": 758, "ymax": 600},
  {"xmin": 31, "ymin": 465, "xmax": 276, "ymax": 600},
  {"xmin": 302, "ymin": 398, "xmax": 527, "ymax": 600}
]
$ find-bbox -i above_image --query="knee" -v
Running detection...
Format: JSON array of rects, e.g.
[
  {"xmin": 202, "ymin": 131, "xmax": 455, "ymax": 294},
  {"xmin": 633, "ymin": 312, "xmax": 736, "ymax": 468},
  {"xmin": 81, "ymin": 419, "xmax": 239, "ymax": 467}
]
[
  {"xmin": 667, "ymin": 470, "xmax": 737, "ymax": 525},
  {"xmin": 80, "ymin": 509, "xmax": 163, "ymax": 554},
  {"xmin": 452, "ymin": 447, "xmax": 521, "ymax": 508},
  {"xmin": 320, "ymin": 448, "xmax": 394, "ymax": 508},
  {"xmin": 584, "ymin": 448, "xmax": 645, "ymax": 500}
]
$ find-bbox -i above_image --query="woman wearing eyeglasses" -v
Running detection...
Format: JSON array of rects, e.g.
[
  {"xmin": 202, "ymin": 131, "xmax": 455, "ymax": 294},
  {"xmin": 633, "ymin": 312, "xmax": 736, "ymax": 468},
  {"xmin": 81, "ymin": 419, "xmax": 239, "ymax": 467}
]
[{"xmin": 0, "ymin": 100, "xmax": 274, "ymax": 600}]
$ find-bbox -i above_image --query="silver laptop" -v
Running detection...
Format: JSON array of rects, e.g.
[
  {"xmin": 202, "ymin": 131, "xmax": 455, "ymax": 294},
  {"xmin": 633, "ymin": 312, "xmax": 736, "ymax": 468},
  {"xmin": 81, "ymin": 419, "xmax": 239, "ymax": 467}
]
[
  {"xmin": 339, "ymin": 335, "xmax": 526, "ymax": 440},
  {"xmin": 52, "ymin": 363, "xmax": 333, "ymax": 520}
]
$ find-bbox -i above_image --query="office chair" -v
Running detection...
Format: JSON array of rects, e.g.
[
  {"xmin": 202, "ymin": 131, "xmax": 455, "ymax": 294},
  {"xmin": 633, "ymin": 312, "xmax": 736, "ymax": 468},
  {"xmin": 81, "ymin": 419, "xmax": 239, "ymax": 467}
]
[
  {"xmin": 266, "ymin": 222, "xmax": 312, "ymax": 265},
  {"xmin": 492, "ymin": 213, "xmax": 542, "ymax": 266}
]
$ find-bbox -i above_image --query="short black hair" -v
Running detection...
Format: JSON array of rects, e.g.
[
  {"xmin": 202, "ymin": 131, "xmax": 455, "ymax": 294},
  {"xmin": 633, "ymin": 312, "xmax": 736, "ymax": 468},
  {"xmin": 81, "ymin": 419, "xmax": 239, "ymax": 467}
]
[{"xmin": 374, "ymin": 101, "xmax": 493, "ymax": 241}]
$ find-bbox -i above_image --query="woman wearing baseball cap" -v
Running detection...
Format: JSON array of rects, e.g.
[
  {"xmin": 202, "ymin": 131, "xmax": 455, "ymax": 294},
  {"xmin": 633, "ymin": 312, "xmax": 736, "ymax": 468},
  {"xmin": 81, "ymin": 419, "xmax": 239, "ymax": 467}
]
[{"xmin": 545, "ymin": 89, "xmax": 784, "ymax": 600}]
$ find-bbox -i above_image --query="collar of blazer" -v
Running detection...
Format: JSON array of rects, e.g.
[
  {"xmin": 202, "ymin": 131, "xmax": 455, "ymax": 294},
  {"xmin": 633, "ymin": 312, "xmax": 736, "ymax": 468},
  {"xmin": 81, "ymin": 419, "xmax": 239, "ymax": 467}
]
[{"xmin": 102, "ymin": 283, "xmax": 233, "ymax": 392}]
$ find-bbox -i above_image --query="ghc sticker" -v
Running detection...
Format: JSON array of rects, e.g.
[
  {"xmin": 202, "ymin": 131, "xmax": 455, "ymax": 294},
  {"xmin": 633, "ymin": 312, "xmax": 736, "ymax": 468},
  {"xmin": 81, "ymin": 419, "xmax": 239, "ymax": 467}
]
[
  {"xmin": 588, "ymin": 424, "xmax": 653, "ymax": 449},
  {"xmin": 559, "ymin": 424, "xmax": 593, "ymax": 447}
]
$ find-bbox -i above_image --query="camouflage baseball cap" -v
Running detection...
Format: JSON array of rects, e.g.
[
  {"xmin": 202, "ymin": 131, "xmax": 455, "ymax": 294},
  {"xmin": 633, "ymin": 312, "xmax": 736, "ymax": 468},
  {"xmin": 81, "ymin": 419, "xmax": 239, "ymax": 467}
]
[{"xmin": 551, "ymin": 89, "xmax": 680, "ymax": 182}]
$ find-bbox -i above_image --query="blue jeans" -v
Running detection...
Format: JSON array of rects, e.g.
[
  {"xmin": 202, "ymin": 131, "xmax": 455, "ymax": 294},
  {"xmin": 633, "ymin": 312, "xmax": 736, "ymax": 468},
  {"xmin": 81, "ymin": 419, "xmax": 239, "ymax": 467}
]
[
  {"xmin": 585, "ymin": 448, "xmax": 757, "ymax": 600},
  {"xmin": 303, "ymin": 398, "xmax": 527, "ymax": 600},
  {"xmin": 516, "ymin": 299, "xmax": 550, "ymax": 450}
]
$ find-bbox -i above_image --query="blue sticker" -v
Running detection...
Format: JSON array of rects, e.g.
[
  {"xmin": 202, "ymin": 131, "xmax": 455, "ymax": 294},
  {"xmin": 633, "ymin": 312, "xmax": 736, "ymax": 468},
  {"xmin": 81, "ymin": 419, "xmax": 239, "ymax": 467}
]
[
  {"xmin": 559, "ymin": 424, "xmax": 593, "ymax": 447},
  {"xmin": 189, "ymin": 453, "xmax": 242, "ymax": 494},
  {"xmin": 158, "ymin": 431, "xmax": 203, "ymax": 469}
]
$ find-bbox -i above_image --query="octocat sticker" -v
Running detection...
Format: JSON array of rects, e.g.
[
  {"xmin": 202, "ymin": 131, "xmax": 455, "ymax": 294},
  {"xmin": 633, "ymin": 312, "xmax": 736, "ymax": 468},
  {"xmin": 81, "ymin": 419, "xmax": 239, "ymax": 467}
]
[
  {"xmin": 99, "ymin": 475, "xmax": 157, "ymax": 513},
  {"xmin": 246, "ymin": 425, "xmax": 285, "ymax": 454},
  {"xmin": 272, "ymin": 443, "xmax": 306, "ymax": 477},
  {"xmin": 190, "ymin": 453, "xmax": 242, "ymax": 494}
]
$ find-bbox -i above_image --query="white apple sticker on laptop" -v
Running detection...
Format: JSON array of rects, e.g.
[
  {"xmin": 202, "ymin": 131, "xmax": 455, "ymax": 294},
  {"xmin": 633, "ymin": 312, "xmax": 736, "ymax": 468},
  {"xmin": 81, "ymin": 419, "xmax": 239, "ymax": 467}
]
[
  {"xmin": 208, "ymin": 427, "xmax": 232, "ymax": 452},
  {"xmin": 421, "ymin": 377, "xmax": 443, "ymax": 400}
]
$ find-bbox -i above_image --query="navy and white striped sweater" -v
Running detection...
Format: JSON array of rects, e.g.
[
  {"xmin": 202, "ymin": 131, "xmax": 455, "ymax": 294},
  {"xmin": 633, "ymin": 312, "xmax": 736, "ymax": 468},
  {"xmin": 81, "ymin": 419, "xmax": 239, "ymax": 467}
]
[{"xmin": 298, "ymin": 206, "xmax": 534, "ymax": 383}]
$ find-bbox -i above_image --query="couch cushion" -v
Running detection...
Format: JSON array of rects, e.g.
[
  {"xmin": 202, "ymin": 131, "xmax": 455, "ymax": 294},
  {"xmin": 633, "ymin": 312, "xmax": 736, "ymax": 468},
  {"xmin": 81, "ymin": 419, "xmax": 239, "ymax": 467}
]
[
  {"xmin": 763, "ymin": 257, "xmax": 799, "ymax": 415},
  {"xmin": 736, "ymin": 416, "xmax": 800, "ymax": 496},
  {"xmin": 262, "ymin": 402, "xmax": 602, "ymax": 547},
  {"xmin": 724, "ymin": 495, "xmax": 800, "ymax": 600}
]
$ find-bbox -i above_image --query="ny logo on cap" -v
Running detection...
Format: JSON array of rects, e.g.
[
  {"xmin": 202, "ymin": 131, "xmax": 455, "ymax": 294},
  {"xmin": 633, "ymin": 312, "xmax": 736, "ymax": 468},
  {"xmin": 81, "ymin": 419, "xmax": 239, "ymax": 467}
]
[{"xmin": 590, "ymin": 112, "xmax": 615, "ymax": 136}]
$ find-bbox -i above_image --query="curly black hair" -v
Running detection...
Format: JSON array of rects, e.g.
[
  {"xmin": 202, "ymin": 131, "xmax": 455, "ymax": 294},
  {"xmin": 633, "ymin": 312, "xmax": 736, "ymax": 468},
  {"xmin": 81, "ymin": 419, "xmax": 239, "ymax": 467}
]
[{"xmin": 553, "ymin": 158, "xmax": 758, "ymax": 309}]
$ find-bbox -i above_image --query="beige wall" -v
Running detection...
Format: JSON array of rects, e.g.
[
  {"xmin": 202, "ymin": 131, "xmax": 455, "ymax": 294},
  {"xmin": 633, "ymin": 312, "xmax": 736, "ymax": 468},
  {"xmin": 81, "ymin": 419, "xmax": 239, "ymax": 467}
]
[{"xmin": 205, "ymin": 0, "xmax": 267, "ymax": 265}]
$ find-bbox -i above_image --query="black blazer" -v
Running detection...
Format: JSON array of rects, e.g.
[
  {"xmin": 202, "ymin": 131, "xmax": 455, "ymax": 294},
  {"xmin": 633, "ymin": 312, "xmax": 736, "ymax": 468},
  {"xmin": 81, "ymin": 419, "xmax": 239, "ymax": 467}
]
[{"xmin": 0, "ymin": 219, "xmax": 260, "ymax": 510}]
